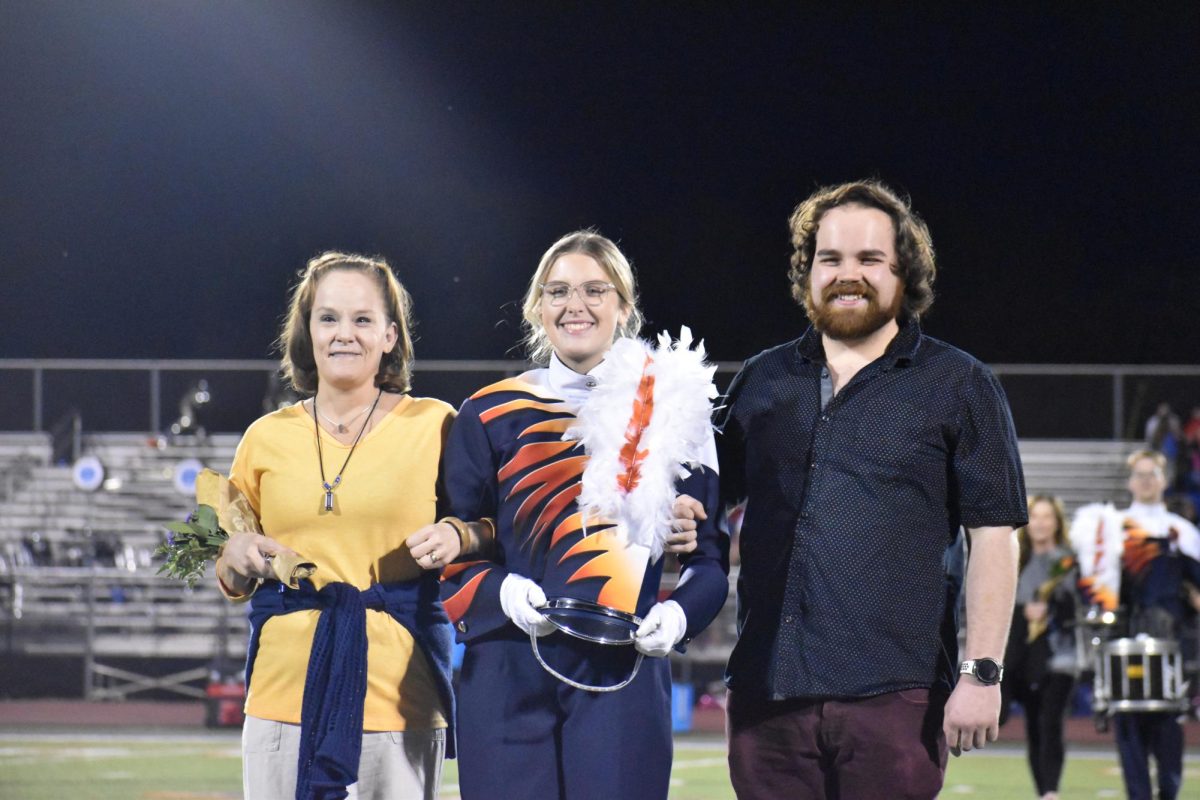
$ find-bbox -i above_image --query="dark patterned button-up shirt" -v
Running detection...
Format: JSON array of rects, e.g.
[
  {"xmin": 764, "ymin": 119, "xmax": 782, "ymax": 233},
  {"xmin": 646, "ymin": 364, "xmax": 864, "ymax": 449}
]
[{"xmin": 717, "ymin": 318, "xmax": 1027, "ymax": 699}]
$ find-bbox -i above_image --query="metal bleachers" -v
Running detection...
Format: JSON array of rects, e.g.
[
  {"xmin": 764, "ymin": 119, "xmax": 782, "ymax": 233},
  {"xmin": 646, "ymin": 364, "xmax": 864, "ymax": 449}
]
[
  {"xmin": 0, "ymin": 432, "xmax": 1145, "ymax": 700},
  {"xmin": 0, "ymin": 433, "xmax": 242, "ymax": 699},
  {"xmin": 1017, "ymin": 439, "xmax": 1134, "ymax": 514},
  {"xmin": 0, "ymin": 433, "xmax": 240, "ymax": 562}
]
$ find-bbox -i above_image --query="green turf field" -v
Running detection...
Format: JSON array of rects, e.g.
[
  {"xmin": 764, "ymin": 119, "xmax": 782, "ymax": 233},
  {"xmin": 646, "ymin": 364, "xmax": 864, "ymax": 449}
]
[{"xmin": 1, "ymin": 731, "xmax": 1196, "ymax": 799}]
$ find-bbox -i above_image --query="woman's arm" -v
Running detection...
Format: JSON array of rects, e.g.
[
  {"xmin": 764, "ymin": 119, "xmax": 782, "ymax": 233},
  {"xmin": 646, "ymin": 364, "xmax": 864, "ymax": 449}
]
[
  {"xmin": 435, "ymin": 399, "xmax": 520, "ymax": 640},
  {"xmin": 215, "ymin": 531, "xmax": 299, "ymax": 598},
  {"xmin": 664, "ymin": 459, "xmax": 731, "ymax": 643},
  {"xmin": 216, "ymin": 424, "xmax": 299, "ymax": 599},
  {"xmin": 407, "ymin": 517, "xmax": 495, "ymax": 569}
]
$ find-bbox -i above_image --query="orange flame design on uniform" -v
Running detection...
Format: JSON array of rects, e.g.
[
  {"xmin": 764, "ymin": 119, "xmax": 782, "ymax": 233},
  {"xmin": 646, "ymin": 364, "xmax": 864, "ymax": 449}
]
[
  {"xmin": 1077, "ymin": 575, "xmax": 1118, "ymax": 611},
  {"xmin": 1121, "ymin": 518, "xmax": 1165, "ymax": 580},
  {"xmin": 560, "ymin": 525, "xmax": 645, "ymax": 613},
  {"xmin": 441, "ymin": 561, "xmax": 492, "ymax": 623},
  {"xmin": 510, "ymin": 458, "xmax": 587, "ymax": 548},
  {"xmin": 549, "ymin": 512, "xmax": 607, "ymax": 550},
  {"xmin": 462, "ymin": 379, "xmax": 648, "ymax": 614},
  {"xmin": 475, "ymin": 379, "xmax": 571, "ymax": 425},
  {"xmin": 474, "ymin": 380, "xmax": 584, "ymax": 551},
  {"xmin": 520, "ymin": 418, "xmax": 574, "ymax": 438}
]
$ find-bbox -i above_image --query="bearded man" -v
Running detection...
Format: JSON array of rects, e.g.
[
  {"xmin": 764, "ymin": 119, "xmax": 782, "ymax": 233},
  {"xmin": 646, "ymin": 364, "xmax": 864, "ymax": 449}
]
[{"xmin": 715, "ymin": 180, "xmax": 1027, "ymax": 799}]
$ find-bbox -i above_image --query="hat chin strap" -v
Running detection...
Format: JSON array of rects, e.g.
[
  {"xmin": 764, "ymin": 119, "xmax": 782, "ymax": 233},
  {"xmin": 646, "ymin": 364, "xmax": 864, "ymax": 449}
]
[{"xmin": 529, "ymin": 628, "xmax": 644, "ymax": 693}]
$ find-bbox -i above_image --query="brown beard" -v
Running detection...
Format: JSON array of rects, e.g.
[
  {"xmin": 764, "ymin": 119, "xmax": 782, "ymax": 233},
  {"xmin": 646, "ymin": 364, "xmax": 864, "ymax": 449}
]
[{"xmin": 807, "ymin": 279, "xmax": 903, "ymax": 341}]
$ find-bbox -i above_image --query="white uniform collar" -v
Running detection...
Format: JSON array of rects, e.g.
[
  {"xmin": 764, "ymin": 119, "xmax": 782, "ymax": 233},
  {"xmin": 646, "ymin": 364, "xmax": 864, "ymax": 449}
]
[
  {"xmin": 546, "ymin": 353, "xmax": 602, "ymax": 408},
  {"xmin": 1125, "ymin": 501, "xmax": 1168, "ymax": 519}
]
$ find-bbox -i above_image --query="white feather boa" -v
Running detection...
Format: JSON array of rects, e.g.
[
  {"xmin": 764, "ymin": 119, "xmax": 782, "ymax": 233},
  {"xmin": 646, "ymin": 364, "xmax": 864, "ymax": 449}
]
[
  {"xmin": 1068, "ymin": 501, "xmax": 1124, "ymax": 603},
  {"xmin": 565, "ymin": 327, "xmax": 717, "ymax": 561}
]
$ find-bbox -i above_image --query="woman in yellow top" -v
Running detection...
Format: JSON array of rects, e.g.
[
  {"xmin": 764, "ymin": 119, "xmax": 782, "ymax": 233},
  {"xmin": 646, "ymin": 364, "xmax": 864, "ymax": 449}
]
[{"xmin": 216, "ymin": 252, "xmax": 476, "ymax": 800}]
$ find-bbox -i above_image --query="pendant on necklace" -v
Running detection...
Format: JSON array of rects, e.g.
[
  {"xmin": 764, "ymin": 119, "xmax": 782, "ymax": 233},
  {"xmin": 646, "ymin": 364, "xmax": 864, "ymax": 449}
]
[
  {"xmin": 336, "ymin": 424, "xmax": 347, "ymax": 434},
  {"xmin": 322, "ymin": 476, "xmax": 341, "ymax": 512}
]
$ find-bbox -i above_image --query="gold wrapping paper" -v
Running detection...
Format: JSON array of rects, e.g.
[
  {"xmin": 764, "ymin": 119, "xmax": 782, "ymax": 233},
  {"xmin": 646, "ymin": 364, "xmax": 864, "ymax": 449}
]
[{"xmin": 197, "ymin": 468, "xmax": 316, "ymax": 589}]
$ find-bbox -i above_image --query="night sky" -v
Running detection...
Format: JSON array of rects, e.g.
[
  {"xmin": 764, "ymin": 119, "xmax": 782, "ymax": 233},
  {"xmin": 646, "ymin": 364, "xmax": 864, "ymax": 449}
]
[{"xmin": 2, "ymin": 3, "xmax": 1197, "ymax": 367}]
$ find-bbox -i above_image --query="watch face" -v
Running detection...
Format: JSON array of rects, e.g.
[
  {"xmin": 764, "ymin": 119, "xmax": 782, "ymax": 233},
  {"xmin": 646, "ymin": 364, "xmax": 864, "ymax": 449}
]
[{"xmin": 975, "ymin": 659, "xmax": 1001, "ymax": 683}]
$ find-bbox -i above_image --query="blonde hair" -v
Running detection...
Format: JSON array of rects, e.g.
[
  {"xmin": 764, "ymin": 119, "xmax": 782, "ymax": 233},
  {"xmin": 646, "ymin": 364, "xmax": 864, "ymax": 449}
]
[
  {"xmin": 1126, "ymin": 449, "xmax": 1167, "ymax": 473},
  {"xmin": 278, "ymin": 251, "xmax": 415, "ymax": 395},
  {"xmin": 520, "ymin": 230, "xmax": 643, "ymax": 364},
  {"xmin": 1016, "ymin": 494, "xmax": 1069, "ymax": 570}
]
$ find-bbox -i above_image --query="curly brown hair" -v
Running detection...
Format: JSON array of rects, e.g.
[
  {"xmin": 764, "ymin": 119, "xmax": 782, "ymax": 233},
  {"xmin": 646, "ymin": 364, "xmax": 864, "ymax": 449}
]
[
  {"xmin": 278, "ymin": 251, "xmax": 415, "ymax": 395},
  {"xmin": 787, "ymin": 180, "xmax": 937, "ymax": 320}
]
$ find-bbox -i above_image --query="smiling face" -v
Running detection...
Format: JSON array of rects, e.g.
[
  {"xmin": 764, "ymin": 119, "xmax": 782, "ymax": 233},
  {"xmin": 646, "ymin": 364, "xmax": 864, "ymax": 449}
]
[
  {"xmin": 309, "ymin": 269, "xmax": 397, "ymax": 392},
  {"xmin": 539, "ymin": 252, "xmax": 629, "ymax": 373},
  {"xmin": 807, "ymin": 204, "xmax": 904, "ymax": 341}
]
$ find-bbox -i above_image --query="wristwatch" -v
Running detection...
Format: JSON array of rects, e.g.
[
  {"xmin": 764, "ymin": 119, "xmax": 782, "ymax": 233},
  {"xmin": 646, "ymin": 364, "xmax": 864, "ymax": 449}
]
[{"xmin": 959, "ymin": 658, "xmax": 1004, "ymax": 685}]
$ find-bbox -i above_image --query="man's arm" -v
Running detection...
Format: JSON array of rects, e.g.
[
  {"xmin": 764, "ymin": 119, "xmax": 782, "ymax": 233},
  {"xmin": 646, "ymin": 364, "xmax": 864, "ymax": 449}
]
[{"xmin": 943, "ymin": 525, "xmax": 1018, "ymax": 755}]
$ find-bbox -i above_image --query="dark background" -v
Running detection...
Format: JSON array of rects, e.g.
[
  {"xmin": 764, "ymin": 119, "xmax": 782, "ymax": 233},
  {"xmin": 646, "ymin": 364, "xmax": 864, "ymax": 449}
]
[{"xmin": 2, "ymin": 3, "xmax": 1197, "ymax": 369}]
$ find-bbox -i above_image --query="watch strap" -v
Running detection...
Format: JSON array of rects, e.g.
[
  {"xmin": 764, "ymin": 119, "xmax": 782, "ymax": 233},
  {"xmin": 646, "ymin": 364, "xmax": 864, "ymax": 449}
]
[{"xmin": 959, "ymin": 658, "xmax": 1005, "ymax": 684}]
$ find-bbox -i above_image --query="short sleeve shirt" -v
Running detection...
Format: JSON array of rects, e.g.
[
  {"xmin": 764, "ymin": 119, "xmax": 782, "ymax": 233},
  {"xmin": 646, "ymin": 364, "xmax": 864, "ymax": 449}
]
[{"xmin": 718, "ymin": 319, "xmax": 1027, "ymax": 699}]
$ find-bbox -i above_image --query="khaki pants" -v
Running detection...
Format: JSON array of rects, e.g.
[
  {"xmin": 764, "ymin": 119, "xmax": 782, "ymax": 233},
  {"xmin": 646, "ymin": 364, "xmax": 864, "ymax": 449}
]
[{"xmin": 242, "ymin": 715, "xmax": 445, "ymax": 800}]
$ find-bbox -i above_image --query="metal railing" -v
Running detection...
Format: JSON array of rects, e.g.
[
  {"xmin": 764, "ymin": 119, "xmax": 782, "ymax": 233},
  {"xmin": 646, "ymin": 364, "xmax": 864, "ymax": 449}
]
[
  {"xmin": 1, "ymin": 358, "xmax": 537, "ymax": 434},
  {"xmin": 0, "ymin": 566, "xmax": 243, "ymax": 700},
  {"xmin": 988, "ymin": 363, "xmax": 1200, "ymax": 440},
  {"xmin": 3, "ymin": 358, "xmax": 1199, "ymax": 440}
]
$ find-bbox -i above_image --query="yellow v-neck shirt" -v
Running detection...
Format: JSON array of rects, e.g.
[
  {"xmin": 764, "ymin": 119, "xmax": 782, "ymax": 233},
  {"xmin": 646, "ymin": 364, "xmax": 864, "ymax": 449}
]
[{"xmin": 229, "ymin": 395, "xmax": 453, "ymax": 731}]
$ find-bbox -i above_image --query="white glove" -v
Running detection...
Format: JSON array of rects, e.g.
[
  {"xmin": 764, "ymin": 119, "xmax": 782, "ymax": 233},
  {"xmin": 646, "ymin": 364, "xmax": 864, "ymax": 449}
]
[
  {"xmin": 633, "ymin": 600, "xmax": 688, "ymax": 658},
  {"xmin": 500, "ymin": 574, "xmax": 556, "ymax": 638}
]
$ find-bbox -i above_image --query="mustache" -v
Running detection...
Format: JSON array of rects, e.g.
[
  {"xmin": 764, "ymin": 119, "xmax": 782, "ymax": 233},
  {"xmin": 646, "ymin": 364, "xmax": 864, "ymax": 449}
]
[{"xmin": 821, "ymin": 280, "xmax": 877, "ymax": 303}]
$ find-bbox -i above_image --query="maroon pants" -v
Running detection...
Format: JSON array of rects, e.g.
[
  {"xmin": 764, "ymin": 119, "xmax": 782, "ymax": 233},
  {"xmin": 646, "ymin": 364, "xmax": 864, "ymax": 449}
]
[{"xmin": 727, "ymin": 688, "xmax": 948, "ymax": 800}]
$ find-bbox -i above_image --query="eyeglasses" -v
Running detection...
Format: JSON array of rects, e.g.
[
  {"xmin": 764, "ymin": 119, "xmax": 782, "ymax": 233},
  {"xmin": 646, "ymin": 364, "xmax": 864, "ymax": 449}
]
[{"xmin": 540, "ymin": 281, "xmax": 616, "ymax": 307}]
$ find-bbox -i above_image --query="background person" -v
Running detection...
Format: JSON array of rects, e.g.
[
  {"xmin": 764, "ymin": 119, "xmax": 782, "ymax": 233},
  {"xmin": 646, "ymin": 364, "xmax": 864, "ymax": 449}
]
[
  {"xmin": 1105, "ymin": 450, "xmax": 1200, "ymax": 800},
  {"xmin": 1000, "ymin": 495, "xmax": 1078, "ymax": 800}
]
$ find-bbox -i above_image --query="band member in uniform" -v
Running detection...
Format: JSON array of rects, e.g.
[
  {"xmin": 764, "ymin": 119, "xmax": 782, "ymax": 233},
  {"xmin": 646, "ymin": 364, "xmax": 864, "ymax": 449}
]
[
  {"xmin": 1085, "ymin": 450, "xmax": 1200, "ymax": 800},
  {"xmin": 433, "ymin": 231, "xmax": 729, "ymax": 799}
]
